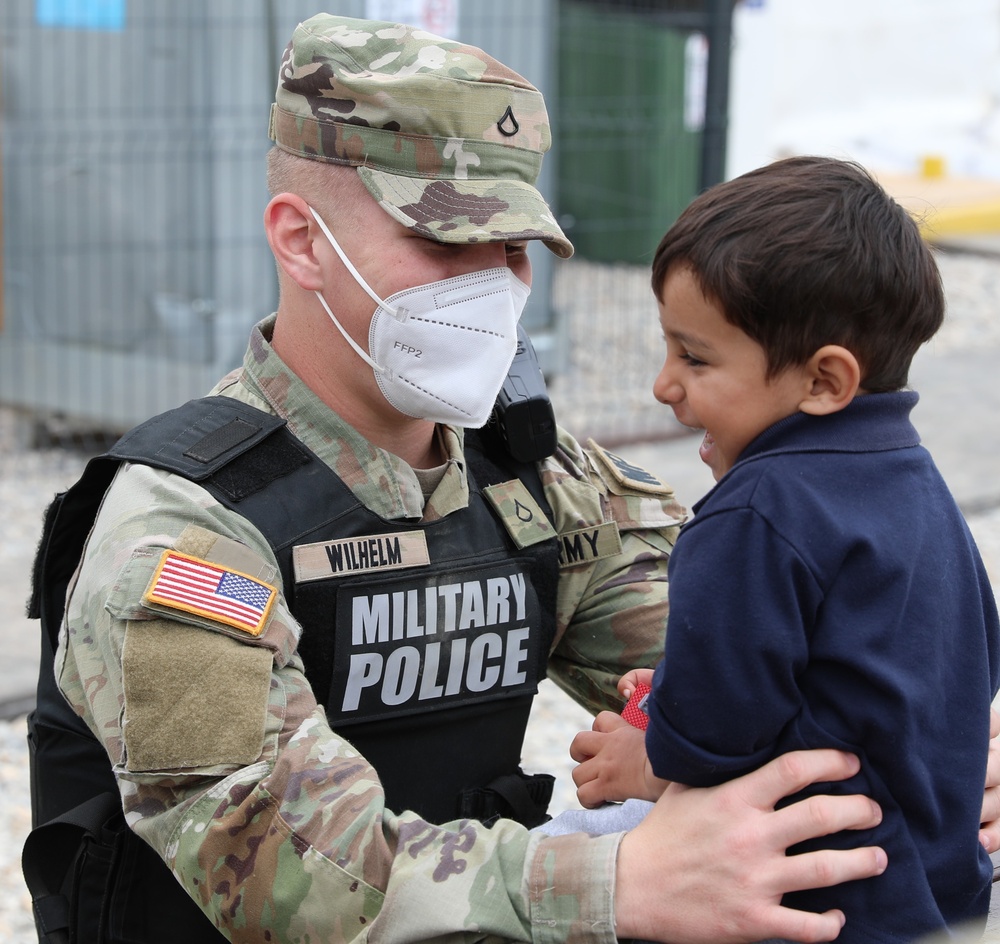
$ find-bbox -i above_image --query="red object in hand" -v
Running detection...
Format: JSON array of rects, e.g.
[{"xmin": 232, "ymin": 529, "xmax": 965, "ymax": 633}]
[{"xmin": 621, "ymin": 682, "xmax": 652, "ymax": 730}]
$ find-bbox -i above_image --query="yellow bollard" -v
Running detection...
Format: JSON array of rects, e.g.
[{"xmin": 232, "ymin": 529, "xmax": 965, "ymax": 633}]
[{"xmin": 920, "ymin": 155, "xmax": 947, "ymax": 179}]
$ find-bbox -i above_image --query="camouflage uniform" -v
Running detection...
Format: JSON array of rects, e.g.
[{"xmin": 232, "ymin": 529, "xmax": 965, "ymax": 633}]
[
  {"xmin": 50, "ymin": 14, "xmax": 686, "ymax": 943},
  {"xmin": 55, "ymin": 318, "xmax": 683, "ymax": 942}
]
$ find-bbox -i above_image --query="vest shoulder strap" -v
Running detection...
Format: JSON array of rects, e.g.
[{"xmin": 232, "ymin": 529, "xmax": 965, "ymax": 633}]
[
  {"xmin": 107, "ymin": 396, "xmax": 287, "ymax": 478},
  {"xmin": 27, "ymin": 398, "xmax": 286, "ymax": 646}
]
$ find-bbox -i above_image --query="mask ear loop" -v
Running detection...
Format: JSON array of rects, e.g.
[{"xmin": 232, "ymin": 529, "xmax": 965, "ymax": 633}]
[
  {"xmin": 308, "ymin": 206, "xmax": 396, "ymax": 378},
  {"xmin": 309, "ymin": 207, "xmax": 400, "ymax": 317},
  {"xmin": 312, "ymin": 291, "xmax": 386, "ymax": 376}
]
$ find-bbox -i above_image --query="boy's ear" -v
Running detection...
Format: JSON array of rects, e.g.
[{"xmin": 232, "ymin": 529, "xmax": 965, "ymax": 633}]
[
  {"xmin": 798, "ymin": 345, "xmax": 862, "ymax": 416},
  {"xmin": 263, "ymin": 192, "xmax": 325, "ymax": 292}
]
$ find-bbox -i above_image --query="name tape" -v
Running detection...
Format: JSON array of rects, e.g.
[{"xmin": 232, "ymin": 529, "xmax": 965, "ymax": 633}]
[{"xmin": 293, "ymin": 531, "xmax": 430, "ymax": 583}]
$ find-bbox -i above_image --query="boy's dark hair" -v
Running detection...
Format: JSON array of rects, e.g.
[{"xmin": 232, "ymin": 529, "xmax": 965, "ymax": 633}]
[{"xmin": 651, "ymin": 156, "xmax": 944, "ymax": 392}]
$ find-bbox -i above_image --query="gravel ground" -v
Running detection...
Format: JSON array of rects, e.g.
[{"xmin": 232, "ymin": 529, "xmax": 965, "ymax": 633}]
[{"xmin": 2, "ymin": 249, "xmax": 1000, "ymax": 940}]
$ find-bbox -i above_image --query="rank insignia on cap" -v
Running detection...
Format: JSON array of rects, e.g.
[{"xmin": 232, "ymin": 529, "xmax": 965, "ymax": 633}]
[
  {"xmin": 497, "ymin": 105, "xmax": 520, "ymax": 137},
  {"xmin": 144, "ymin": 551, "xmax": 277, "ymax": 637}
]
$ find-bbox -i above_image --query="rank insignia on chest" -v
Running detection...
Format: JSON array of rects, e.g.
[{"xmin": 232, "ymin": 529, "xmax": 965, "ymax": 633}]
[
  {"xmin": 483, "ymin": 480, "xmax": 556, "ymax": 549},
  {"xmin": 143, "ymin": 550, "xmax": 277, "ymax": 636}
]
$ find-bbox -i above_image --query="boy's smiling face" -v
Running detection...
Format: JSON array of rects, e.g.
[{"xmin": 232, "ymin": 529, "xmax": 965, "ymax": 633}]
[{"xmin": 653, "ymin": 266, "xmax": 814, "ymax": 481}]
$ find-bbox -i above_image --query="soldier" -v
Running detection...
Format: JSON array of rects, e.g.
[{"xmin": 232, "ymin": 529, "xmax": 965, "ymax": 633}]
[{"xmin": 25, "ymin": 13, "xmax": 898, "ymax": 944}]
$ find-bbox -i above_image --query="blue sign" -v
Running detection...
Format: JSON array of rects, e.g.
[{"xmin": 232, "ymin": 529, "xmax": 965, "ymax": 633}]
[{"xmin": 37, "ymin": 0, "xmax": 125, "ymax": 31}]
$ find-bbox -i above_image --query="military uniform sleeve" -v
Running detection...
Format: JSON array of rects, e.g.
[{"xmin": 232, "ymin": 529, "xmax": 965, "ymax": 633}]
[
  {"xmin": 55, "ymin": 462, "xmax": 623, "ymax": 943},
  {"xmin": 542, "ymin": 430, "xmax": 686, "ymax": 715}
]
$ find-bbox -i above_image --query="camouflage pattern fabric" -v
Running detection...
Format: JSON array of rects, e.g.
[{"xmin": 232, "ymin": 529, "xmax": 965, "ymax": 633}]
[
  {"xmin": 54, "ymin": 316, "xmax": 685, "ymax": 943},
  {"xmin": 269, "ymin": 13, "xmax": 573, "ymax": 258}
]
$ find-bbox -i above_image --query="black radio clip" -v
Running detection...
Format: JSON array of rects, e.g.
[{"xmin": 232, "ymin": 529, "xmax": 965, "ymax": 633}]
[{"xmin": 484, "ymin": 322, "xmax": 557, "ymax": 464}]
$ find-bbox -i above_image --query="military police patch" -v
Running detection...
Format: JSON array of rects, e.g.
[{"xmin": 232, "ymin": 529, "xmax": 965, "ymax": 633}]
[{"xmin": 328, "ymin": 560, "xmax": 543, "ymax": 725}]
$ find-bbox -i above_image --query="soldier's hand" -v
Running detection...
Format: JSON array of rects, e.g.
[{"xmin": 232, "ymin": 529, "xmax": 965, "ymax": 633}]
[
  {"xmin": 980, "ymin": 706, "xmax": 1000, "ymax": 852},
  {"xmin": 614, "ymin": 749, "xmax": 886, "ymax": 944}
]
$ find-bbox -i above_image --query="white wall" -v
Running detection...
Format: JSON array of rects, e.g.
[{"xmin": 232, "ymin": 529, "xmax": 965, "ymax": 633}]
[{"xmin": 727, "ymin": 0, "xmax": 1000, "ymax": 179}]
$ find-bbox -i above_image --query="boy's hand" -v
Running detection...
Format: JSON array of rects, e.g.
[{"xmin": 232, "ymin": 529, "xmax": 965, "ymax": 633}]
[
  {"xmin": 980, "ymin": 706, "xmax": 1000, "ymax": 851},
  {"xmin": 570, "ymin": 711, "xmax": 670, "ymax": 806},
  {"xmin": 618, "ymin": 667, "xmax": 656, "ymax": 700}
]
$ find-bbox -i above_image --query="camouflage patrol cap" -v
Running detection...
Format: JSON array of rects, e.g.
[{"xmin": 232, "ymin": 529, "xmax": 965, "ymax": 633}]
[{"xmin": 269, "ymin": 13, "xmax": 573, "ymax": 258}]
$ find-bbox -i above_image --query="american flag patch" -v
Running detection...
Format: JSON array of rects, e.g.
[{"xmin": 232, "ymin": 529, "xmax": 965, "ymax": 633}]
[{"xmin": 144, "ymin": 551, "xmax": 277, "ymax": 636}]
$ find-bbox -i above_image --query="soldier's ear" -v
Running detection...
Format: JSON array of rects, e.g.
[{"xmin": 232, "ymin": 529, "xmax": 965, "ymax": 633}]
[
  {"xmin": 264, "ymin": 193, "xmax": 325, "ymax": 291},
  {"xmin": 797, "ymin": 345, "xmax": 862, "ymax": 416}
]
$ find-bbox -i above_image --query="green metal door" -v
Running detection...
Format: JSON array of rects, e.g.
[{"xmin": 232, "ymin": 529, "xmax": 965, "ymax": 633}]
[{"xmin": 557, "ymin": 1, "xmax": 703, "ymax": 264}]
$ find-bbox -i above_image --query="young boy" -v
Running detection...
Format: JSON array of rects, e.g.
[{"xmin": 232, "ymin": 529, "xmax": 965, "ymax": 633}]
[{"xmin": 568, "ymin": 156, "xmax": 1000, "ymax": 942}]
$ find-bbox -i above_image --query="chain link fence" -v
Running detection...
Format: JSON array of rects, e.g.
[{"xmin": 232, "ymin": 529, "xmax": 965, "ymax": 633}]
[{"xmin": 1, "ymin": 0, "xmax": 728, "ymax": 452}]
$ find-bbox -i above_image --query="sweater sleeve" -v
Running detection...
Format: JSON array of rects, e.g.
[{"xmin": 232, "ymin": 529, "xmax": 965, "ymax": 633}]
[{"xmin": 644, "ymin": 505, "xmax": 821, "ymax": 787}]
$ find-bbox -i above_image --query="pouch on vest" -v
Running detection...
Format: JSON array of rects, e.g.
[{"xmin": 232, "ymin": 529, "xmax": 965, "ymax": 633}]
[
  {"xmin": 22, "ymin": 791, "xmax": 219, "ymax": 944},
  {"xmin": 458, "ymin": 769, "xmax": 555, "ymax": 828}
]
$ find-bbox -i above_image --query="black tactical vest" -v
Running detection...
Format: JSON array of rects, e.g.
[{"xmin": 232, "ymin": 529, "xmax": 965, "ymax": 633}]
[{"xmin": 23, "ymin": 397, "xmax": 560, "ymax": 944}]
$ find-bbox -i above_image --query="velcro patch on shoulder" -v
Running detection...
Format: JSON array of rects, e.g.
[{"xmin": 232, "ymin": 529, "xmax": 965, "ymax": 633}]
[
  {"xmin": 483, "ymin": 480, "xmax": 556, "ymax": 549},
  {"xmin": 143, "ymin": 550, "xmax": 277, "ymax": 637},
  {"xmin": 587, "ymin": 439, "xmax": 672, "ymax": 494},
  {"xmin": 123, "ymin": 619, "xmax": 271, "ymax": 772}
]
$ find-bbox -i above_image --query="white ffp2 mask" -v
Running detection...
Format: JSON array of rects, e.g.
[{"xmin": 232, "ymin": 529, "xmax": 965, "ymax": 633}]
[{"xmin": 309, "ymin": 207, "xmax": 530, "ymax": 427}]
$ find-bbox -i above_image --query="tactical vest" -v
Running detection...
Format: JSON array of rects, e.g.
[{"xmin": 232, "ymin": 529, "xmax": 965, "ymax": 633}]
[{"xmin": 23, "ymin": 397, "xmax": 560, "ymax": 944}]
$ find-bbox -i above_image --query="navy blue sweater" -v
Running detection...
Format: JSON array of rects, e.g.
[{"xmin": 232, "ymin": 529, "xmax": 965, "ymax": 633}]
[{"xmin": 646, "ymin": 392, "xmax": 999, "ymax": 943}]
